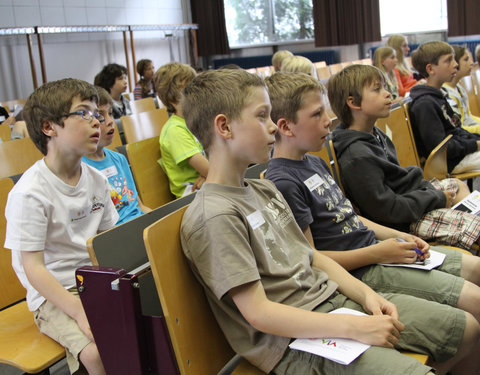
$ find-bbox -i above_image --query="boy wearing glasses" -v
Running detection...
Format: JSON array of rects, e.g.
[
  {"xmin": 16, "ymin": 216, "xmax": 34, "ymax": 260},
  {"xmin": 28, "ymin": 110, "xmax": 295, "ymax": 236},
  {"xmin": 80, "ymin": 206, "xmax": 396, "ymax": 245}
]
[{"xmin": 4, "ymin": 79, "xmax": 119, "ymax": 375}]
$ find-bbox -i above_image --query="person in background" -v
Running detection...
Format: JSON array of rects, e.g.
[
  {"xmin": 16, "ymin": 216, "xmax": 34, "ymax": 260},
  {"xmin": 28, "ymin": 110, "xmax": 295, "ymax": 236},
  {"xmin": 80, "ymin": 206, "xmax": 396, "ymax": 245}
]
[
  {"xmin": 134, "ymin": 59, "xmax": 156, "ymax": 100},
  {"xmin": 374, "ymin": 46, "xmax": 401, "ymax": 102},
  {"xmin": 272, "ymin": 50, "xmax": 293, "ymax": 72},
  {"xmin": 443, "ymin": 45, "xmax": 480, "ymax": 134},
  {"xmin": 386, "ymin": 35, "xmax": 425, "ymax": 96},
  {"xmin": 94, "ymin": 63, "xmax": 132, "ymax": 119},
  {"xmin": 83, "ymin": 87, "xmax": 149, "ymax": 225},
  {"xmin": 154, "ymin": 62, "xmax": 208, "ymax": 198},
  {"xmin": 280, "ymin": 55, "xmax": 317, "ymax": 78}
]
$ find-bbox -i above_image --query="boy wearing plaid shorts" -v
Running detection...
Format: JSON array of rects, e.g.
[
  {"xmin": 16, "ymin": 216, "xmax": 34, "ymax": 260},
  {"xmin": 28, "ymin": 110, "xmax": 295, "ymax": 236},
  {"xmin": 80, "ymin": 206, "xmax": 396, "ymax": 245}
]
[
  {"xmin": 330, "ymin": 64, "xmax": 480, "ymax": 251},
  {"xmin": 4, "ymin": 79, "xmax": 119, "ymax": 374}
]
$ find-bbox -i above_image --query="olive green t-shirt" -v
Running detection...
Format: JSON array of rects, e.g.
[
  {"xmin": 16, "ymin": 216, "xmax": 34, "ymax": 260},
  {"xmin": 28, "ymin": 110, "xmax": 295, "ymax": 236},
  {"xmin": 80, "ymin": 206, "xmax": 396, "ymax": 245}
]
[{"xmin": 181, "ymin": 179, "xmax": 338, "ymax": 373}]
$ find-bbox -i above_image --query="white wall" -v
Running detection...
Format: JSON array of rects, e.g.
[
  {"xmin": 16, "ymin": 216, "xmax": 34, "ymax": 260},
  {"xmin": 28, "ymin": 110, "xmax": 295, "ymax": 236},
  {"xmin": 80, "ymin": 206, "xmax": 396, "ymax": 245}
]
[{"xmin": 0, "ymin": 0, "xmax": 188, "ymax": 101}]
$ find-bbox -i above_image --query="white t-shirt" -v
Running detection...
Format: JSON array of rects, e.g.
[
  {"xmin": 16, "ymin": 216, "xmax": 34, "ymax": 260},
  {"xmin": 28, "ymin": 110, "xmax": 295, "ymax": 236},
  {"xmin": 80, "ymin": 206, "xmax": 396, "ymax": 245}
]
[{"xmin": 4, "ymin": 159, "xmax": 119, "ymax": 311}]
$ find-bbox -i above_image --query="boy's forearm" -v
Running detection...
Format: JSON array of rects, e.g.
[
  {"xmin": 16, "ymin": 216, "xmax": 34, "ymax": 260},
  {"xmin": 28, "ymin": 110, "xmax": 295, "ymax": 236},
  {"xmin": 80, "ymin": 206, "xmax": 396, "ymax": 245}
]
[
  {"xmin": 312, "ymin": 251, "xmax": 375, "ymax": 305},
  {"xmin": 359, "ymin": 216, "xmax": 403, "ymax": 240},
  {"xmin": 231, "ymin": 280, "xmax": 361, "ymax": 340},
  {"xmin": 21, "ymin": 251, "xmax": 84, "ymax": 320},
  {"xmin": 188, "ymin": 153, "xmax": 209, "ymax": 177}
]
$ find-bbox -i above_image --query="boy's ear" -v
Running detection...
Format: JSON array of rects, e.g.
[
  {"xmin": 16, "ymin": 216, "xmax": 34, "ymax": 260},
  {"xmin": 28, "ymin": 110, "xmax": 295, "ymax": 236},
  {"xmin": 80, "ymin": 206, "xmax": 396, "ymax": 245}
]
[
  {"xmin": 425, "ymin": 63, "xmax": 434, "ymax": 76},
  {"xmin": 277, "ymin": 118, "xmax": 294, "ymax": 137},
  {"xmin": 41, "ymin": 120, "xmax": 56, "ymax": 137},
  {"xmin": 213, "ymin": 114, "xmax": 232, "ymax": 140},
  {"xmin": 346, "ymin": 96, "xmax": 361, "ymax": 110}
]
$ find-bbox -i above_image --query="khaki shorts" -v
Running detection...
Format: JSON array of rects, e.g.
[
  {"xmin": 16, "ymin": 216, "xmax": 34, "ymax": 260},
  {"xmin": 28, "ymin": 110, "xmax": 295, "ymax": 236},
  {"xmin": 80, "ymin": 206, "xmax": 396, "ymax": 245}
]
[
  {"xmin": 33, "ymin": 289, "xmax": 90, "ymax": 374},
  {"xmin": 272, "ymin": 292, "xmax": 465, "ymax": 375}
]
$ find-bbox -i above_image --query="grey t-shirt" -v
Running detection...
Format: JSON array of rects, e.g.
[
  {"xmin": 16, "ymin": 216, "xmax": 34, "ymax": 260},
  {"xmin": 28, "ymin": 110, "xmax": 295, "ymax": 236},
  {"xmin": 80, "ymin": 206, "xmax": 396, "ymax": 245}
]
[{"xmin": 181, "ymin": 179, "xmax": 337, "ymax": 373}]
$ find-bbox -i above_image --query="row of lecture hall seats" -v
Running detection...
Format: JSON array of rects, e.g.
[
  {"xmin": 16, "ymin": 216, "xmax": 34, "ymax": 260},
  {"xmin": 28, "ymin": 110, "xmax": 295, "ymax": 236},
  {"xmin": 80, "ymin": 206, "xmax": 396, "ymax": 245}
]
[
  {"xmin": 2, "ymin": 59, "xmax": 480, "ymax": 373},
  {"xmin": 245, "ymin": 58, "xmax": 374, "ymax": 81}
]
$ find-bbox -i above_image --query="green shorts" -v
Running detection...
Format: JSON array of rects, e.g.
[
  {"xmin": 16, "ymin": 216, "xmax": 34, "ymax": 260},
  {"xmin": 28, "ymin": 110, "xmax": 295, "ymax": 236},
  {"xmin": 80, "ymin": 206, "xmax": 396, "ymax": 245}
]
[
  {"xmin": 360, "ymin": 246, "xmax": 463, "ymax": 307},
  {"xmin": 272, "ymin": 291, "xmax": 465, "ymax": 375},
  {"xmin": 33, "ymin": 289, "xmax": 90, "ymax": 374}
]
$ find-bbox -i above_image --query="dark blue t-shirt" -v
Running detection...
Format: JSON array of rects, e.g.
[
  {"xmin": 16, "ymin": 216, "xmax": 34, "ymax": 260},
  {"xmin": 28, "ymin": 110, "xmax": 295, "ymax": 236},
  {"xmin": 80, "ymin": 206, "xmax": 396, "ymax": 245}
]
[{"xmin": 266, "ymin": 154, "xmax": 376, "ymax": 278}]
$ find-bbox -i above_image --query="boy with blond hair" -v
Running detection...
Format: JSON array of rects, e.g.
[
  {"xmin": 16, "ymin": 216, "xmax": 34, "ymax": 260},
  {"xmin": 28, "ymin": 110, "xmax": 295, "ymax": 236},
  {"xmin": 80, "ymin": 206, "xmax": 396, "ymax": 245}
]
[
  {"xmin": 409, "ymin": 41, "xmax": 480, "ymax": 175},
  {"xmin": 330, "ymin": 64, "xmax": 480, "ymax": 251},
  {"xmin": 155, "ymin": 62, "xmax": 208, "ymax": 198},
  {"xmin": 272, "ymin": 49, "xmax": 293, "ymax": 72},
  {"xmin": 180, "ymin": 68, "xmax": 480, "ymax": 374},
  {"xmin": 265, "ymin": 71, "xmax": 480, "ymax": 323},
  {"xmin": 4, "ymin": 79, "xmax": 119, "ymax": 374}
]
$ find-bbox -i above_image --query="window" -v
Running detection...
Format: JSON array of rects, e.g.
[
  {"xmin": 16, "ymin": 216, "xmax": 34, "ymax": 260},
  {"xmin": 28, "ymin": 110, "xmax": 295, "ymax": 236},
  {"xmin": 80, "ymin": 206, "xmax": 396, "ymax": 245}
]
[
  {"xmin": 224, "ymin": 0, "xmax": 313, "ymax": 47},
  {"xmin": 379, "ymin": 0, "xmax": 447, "ymax": 36}
]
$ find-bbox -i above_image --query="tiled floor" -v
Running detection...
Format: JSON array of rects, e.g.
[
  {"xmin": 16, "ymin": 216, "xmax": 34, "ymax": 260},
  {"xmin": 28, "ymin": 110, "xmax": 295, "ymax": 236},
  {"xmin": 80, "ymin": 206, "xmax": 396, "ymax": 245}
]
[{"xmin": 0, "ymin": 358, "xmax": 69, "ymax": 375}]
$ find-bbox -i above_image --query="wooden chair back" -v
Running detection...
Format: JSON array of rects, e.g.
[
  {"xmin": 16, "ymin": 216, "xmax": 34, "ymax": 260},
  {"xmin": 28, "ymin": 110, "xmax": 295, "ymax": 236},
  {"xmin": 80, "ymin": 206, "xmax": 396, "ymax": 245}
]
[
  {"xmin": 144, "ymin": 206, "xmax": 265, "ymax": 375},
  {"xmin": 328, "ymin": 63, "xmax": 343, "ymax": 75},
  {"xmin": 361, "ymin": 58, "xmax": 372, "ymax": 65},
  {"xmin": 423, "ymin": 135, "xmax": 451, "ymax": 181},
  {"xmin": 0, "ymin": 125, "xmax": 11, "ymax": 142},
  {"xmin": 129, "ymin": 97, "xmax": 157, "ymax": 114},
  {"xmin": 0, "ymin": 178, "xmax": 25, "ymax": 309},
  {"xmin": 375, "ymin": 103, "xmax": 421, "ymax": 168},
  {"xmin": 460, "ymin": 75, "xmax": 480, "ymax": 117},
  {"xmin": 0, "ymin": 137, "xmax": 43, "ymax": 179},
  {"xmin": 256, "ymin": 66, "xmax": 273, "ymax": 77},
  {"xmin": 121, "ymin": 108, "xmax": 169, "ymax": 144},
  {"xmin": 126, "ymin": 136, "xmax": 174, "ymax": 210},
  {"xmin": 316, "ymin": 66, "xmax": 331, "ymax": 80}
]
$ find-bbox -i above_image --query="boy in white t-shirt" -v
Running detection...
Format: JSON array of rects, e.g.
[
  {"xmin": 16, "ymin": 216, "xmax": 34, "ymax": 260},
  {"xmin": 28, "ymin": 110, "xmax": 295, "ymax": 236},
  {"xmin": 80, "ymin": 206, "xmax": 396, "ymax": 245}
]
[{"xmin": 4, "ymin": 79, "xmax": 119, "ymax": 375}]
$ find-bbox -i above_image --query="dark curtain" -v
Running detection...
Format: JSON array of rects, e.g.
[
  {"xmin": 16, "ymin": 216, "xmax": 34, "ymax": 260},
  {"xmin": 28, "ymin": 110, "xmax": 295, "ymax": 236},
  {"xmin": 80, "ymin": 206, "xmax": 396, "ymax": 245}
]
[
  {"xmin": 313, "ymin": 0, "xmax": 381, "ymax": 47},
  {"xmin": 190, "ymin": 0, "xmax": 230, "ymax": 57},
  {"xmin": 447, "ymin": 0, "xmax": 480, "ymax": 37}
]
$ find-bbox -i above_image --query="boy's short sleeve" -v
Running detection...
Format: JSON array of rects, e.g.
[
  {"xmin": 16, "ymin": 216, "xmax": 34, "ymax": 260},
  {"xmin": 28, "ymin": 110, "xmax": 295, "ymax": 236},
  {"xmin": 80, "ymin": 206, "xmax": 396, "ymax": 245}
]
[
  {"xmin": 182, "ymin": 212, "xmax": 260, "ymax": 300},
  {"xmin": 163, "ymin": 122, "xmax": 203, "ymax": 165},
  {"xmin": 273, "ymin": 178, "xmax": 313, "ymax": 231},
  {"xmin": 5, "ymin": 191, "xmax": 48, "ymax": 251}
]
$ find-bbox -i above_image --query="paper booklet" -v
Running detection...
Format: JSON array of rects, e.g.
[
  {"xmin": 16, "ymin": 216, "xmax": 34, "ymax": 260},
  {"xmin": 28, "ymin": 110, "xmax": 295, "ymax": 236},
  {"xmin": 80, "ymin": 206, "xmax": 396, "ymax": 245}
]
[
  {"xmin": 452, "ymin": 190, "xmax": 480, "ymax": 215},
  {"xmin": 289, "ymin": 308, "xmax": 370, "ymax": 365},
  {"xmin": 379, "ymin": 249, "xmax": 446, "ymax": 270}
]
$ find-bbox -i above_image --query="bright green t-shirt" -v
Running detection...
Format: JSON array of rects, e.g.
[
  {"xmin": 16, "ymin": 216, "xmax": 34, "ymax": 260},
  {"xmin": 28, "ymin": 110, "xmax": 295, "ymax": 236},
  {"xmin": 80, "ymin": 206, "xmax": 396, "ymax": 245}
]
[{"xmin": 159, "ymin": 114, "xmax": 205, "ymax": 198}]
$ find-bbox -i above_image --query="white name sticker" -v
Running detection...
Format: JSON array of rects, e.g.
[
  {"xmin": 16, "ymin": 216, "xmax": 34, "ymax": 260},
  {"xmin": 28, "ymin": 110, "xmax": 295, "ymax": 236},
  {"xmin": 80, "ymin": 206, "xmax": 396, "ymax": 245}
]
[
  {"xmin": 101, "ymin": 165, "xmax": 118, "ymax": 178},
  {"xmin": 247, "ymin": 210, "xmax": 265, "ymax": 230},
  {"xmin": 303, "ymin": 173, "xmax": 324, "ymax": 191}
]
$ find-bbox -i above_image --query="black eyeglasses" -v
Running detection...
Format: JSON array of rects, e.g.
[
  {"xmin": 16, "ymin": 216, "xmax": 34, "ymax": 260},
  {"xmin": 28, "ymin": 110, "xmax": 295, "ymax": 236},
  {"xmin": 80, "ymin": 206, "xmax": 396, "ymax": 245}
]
[{"xmin": 62, "ymin": 110, "xmax": 105, "ymax": 123}]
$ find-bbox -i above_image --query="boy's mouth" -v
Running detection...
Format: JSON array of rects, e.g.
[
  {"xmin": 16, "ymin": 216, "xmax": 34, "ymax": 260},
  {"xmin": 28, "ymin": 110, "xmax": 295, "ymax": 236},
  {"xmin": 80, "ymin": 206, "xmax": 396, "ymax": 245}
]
[{"xmin": 107, "ymin": 129, "xmax": 115, "ymax": 136}]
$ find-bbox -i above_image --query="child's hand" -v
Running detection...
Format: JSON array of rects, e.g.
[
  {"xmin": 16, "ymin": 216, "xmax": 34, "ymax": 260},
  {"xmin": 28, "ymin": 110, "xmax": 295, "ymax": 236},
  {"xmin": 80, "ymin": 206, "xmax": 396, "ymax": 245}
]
[
  {"xmin": 350, "ymin": 314, "xmax": 404, "ymax": 348},
  {"xmin": 354, "ymin": 293, "xmax": 404, "ymax": 347},
  {"xmin": 444, "ymin": 191, "xmax": 455, "ymax": 208},
  {"xmin": 192, "ymin": 175, "xmax": 206, "ymax": 191},
  {"xmin": 375, "ymin": 238, "xmax": 421, "ymax": 264}
]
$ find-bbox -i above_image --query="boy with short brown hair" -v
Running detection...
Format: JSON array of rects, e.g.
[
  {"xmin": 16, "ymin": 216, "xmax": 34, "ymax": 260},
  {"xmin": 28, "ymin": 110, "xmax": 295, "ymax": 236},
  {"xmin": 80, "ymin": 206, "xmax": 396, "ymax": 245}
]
[
  {"xmin": 330, "ymin": 64, "xmax": 480, "ymax": 251},
  {"xmin": 5, "ymin": 79, "xmax": 119, "ymax": 374},
  {"xmin": 409, "ymin": 41, "xmax": 480, "ymax": 175}
]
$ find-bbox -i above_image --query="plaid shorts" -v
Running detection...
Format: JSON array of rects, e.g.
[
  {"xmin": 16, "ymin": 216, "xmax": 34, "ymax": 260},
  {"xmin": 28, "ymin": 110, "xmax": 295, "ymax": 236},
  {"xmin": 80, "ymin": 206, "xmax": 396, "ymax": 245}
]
[{"xmin": 409, "ymin": 178, "xmax": 480, "ymax": 249}]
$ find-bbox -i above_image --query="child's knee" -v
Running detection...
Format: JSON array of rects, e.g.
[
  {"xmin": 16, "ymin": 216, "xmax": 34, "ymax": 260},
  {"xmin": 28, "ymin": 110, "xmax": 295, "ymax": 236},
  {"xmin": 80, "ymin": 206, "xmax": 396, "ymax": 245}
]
[
  {"xmin": 463, "ymin": 312, "xmax": 480, "ymax": 345},
  {"xmin": 79, "ymin": 342, "xmax": 102, "ymax": 367}
]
